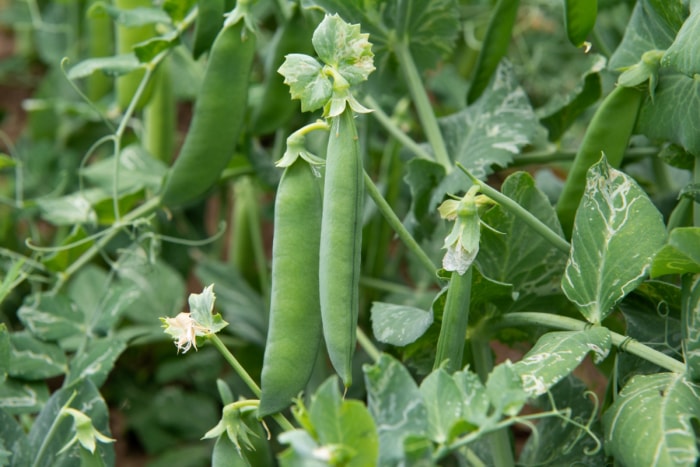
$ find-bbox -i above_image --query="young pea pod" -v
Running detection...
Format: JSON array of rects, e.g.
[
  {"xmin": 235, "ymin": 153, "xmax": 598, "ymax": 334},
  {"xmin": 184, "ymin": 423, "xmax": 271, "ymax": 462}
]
[
  {"xmin": 556, "ymin": 85, "xmax": 643, "ymax": 236},
  {"xmin": 160, "ymin": 20, "xmax": 255, "ymax": 207},
  {"xmin": 259, "ymin": 159, "xmax": 323, "ymax": 417},
  {"xmin": 320, "ymin": 108, "xmax": 364, "ymax": 387}
]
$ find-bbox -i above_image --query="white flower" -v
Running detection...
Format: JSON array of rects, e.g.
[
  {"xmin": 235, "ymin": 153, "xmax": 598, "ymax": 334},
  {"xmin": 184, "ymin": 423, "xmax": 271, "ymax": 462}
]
[{"xmin": 161, "ymin": 312, "xmax": 208, "ymax": 353}]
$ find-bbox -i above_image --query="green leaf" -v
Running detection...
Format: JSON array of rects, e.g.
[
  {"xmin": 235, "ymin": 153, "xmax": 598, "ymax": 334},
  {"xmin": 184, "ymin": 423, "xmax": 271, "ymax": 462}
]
[
  {"xmin": 312, "ymin": 14, "xmax": 374, "ymax": 86},
  {"xmin": 36, "ymin": 193, "xmax": 98, "ymax": 226},
  {"xmin": 564, "ymin": 0, "xmax": 597, "ymax": 47},
  {"xmin": 278, "ymin": 54, "xmax": 331, "ymax": 113},
  {"xmin": 603, "ymin": 372, "xmax": 700, "ymax": 466},
  {"xmin": 478, "ymin": 172, "xmax": 568, "ymax": 312},
  {"xmin": 661, "ymin": 4, "xmax": 700, "ymax": 77},
  {"xmin": 370, "ymin": 302, "xmax": 433, "ymax": 346},
  {"xmin": 466, "ymin": 0, "xmax": 520, "ymax": 104},
  {"xmin": 561, "ymin": 157, "xmax": 667, "ymax": 323},
  {"xmin": 636, "ymin": 70, "xmax": 700, "ymax": 156},
  {"xmin": 618, "ymin": 282, "xmax": 682, "ymax": 383},
  {"xmin": 8, "ymin": 332, "xmax": 67, "ymax": 380},
  {"xmin": 134, "ymin": 31, "xmax": 181, "ymax": 63},
  {"xmin": 27, "ymin": 379, "xmax": 114, "ymax": 467},
  {"xmin": 118, "ymin": 257, "xmax": 185, "ymax": 325},
  {"xmin": 0, "ymin": 408, "xmax": 29, "ymax": 467},
  {"xmin": 539, "ymin": 55, "xmax": 605, "ymax": 142},
  {"xmin": 65, "ymin": 338, "xmax": 128, "ymax": 388},
  {"xmin": 42, "ymin": 227, "xmax": 93, "ymax": 272},
  {"xmin": 195, "ymin": 260, "xmax": 266, "ymax": 346},
  {"xmin": 67, "ymin": 54, "xmax": 141, "ymax": 80},
  {"xmin": 305, "ymin": 0, "xmax": 459, "ymax": 72},
  {"xmin": 452, "ymin": 367, "xmax": 491, "ymax": 428},
  {"xmin": 682, "ymin": 274, "xmax": 700, "ymax": 381},
  {"xmin": 0, "ymin": 154, "xmax": 16, "ymax": 169},
  {"xmin": 608, "ymin": 1, "xmax": 677, "ymax": 71},
  {"xmin": 364, "ymin": 354, "xmax": 427, "ymax": 465},
  {"xmin": 81, "ymin": 144, "xmax": 168, "ymax": 194},
  {"xmin": 309, "ymin": 378, "xmax": 379, "ymax": 466},
  {"xmin": 486, "ymin": 361, "xmax": 528, "ymax": 417},
  {"xmin": 278, "ymin": 430, "xmax": 327, "ymax": 467},
  {"xmin": 0, "ymin": 379, "xmax": 49, "ymax": 415},
  {"xmin": 419, "ymin": 368, "xmax": 462, "ymax": 443},
  {"xmin": 651, "ymin": 227, "xmax": 700, "ymax": 277},
  {"xmin": 189, "ymin": 284, "xmax": 216, "ymax": 327},
  {"xmin": 434, "ymin": 61, "xmax": 541, "ymax": 207},
  {"xmin": 17, "ymin": 294, "xmax": 85, "ymax": 342},
  {"xmin": 519, "ymin": 375, "xmax": 605, "ymax": 466},
  {"xmin": 512, "ymin": 327, "xmax": 611, "ymax": 397}
]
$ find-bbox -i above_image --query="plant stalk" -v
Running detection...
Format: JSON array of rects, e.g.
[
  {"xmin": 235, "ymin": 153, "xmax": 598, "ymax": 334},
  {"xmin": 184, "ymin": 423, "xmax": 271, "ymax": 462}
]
[
  {"xmin": 208, "ymin": 334, "xmax": 294, "ymax": 431},
  {"xmin": 394, "ymin": 41, "xmax": 452, "ymax": 171},
  {"xmin": 434, "ymin": 268, "xmax": 473, "ymax": 372}
]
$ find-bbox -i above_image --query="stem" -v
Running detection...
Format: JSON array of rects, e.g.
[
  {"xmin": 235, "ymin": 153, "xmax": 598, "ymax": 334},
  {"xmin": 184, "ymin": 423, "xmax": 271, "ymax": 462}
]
[
  {"xmin": 471, "ymin": 339, "xmax": 515, "ymax": 467},
  {"xmin": 363, "ymin": 171, "xmax": 442, "ymax": 286},
  {"xmin": 394, "ymin": 41, "xmax": 452, "ymax": 170},
  {"xmin": 32, "ymin": 391, "xmax": 78, "ymax": 467},
  {"xmin": 364, "ymin": 95, "xmax": 433, "ymax": 161},
  {"xmin": 434, "ymin": 268, "xmax": 472, "ymax": 372},
  {"xmin": 208, "ymin": 334, "xmax": 294, "ymax": 431},
  {"xmin": 458, "ymin": 164, "xmax": 571, "ymax": 254},
  {"xmin": 357, "ymin": 327, "xmax": 381, "ymax": 363},
  {"xmin": 498, "ymin": 312, "xmax": 687, "ymax": 373}
]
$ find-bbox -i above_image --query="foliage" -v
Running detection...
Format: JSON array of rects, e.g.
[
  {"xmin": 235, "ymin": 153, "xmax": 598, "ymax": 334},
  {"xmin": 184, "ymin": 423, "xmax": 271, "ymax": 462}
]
[{"xmin": 0, "ymin": 0, "xmax": 699, "ymax": 465}]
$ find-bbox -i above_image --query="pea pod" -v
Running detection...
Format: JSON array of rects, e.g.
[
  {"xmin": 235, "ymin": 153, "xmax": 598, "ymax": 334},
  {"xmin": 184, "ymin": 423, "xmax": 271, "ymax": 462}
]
[
  {"xmin": 192, "ymin": 0, "xmax": 225, "ymax": 59},
  {"xmin": 259, "ymin": 159, "xmax": 323, "ymax": 417},
  {"xmin": 320, "ymin": 108, "xmax": 364, "ymax": 387},
  {"xmin": 556, "ymin": 85, "xmax": 643, "ymax": 236},
  {"xmin": 160, "ymin": 20, "xmax": 255, "ymax": 207}
]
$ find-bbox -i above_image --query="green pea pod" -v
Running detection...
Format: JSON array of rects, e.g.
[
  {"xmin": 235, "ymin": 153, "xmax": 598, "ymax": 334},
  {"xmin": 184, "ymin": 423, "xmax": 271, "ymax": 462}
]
[
  {"xmin": 160, "ymin": 21, "xmax": 255, "ymax": 207},
  {"xmin": 433, "ymin": 268, "xmax": 473, "ymax": 373},
  {"xmin": 259, "ymin": 160, "xmax": 323, "ymax": 417},
  {"xmin": 555, "ymin": 85, "xmax": 643, "ymax": 236},
  {"xmin": 320, "ymin": 108, "xmax": 364, "ymax": 387},
  {"xmin": 192, "ymin": 0, "xmax": 225, "ymax": 59}
]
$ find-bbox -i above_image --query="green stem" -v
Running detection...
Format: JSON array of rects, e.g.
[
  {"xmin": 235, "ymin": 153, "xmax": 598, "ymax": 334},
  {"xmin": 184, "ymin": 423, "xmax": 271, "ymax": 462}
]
[
  {"xmin": 394, "ymin": 41, "xmax": 452, "ymax": 170},
  {"xmin": 498, "ymin": 312, "xmax": 687, "ymax": 373},
  {"xmin": 357, "ymin": 327, "xmax": 381, "ymax": 363},
  {"xmin": 244, "ymin": 179, "xmax": 270, "ymax": 301},
  {"xmin": 458, "ymin": 164, "xmax": 571, "ymax": 254},
  {"xmin": 434, "ymin": 268, "xmax": 472, "ymax": 372},
  {"xmin": 364, "ymin": 95, "xmax": 433, "ymax": 161},
  {"xmin": 32, "ymin": 391, "xmax": 78, "ymax": 467},
  {"xmin": 359, "ymin": 276, "xmax": 416, "ymax": 296},
  {"xmin": 208, "ymin": 334, "xmax": 294, "ymax": 431},
  {"xmin": 471, "ymin": 338, "xmax": 515, "ymax": 467},
  {"xmin": 363, "ymin": 171, "xmax": 442, "ymax": 286}
]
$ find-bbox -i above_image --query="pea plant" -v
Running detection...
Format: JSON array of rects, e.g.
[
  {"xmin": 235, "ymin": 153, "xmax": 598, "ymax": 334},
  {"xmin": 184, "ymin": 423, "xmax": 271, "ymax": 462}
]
[{"xmin": 1, "ymin": 0, "xmax": 699, "ymax": 465}]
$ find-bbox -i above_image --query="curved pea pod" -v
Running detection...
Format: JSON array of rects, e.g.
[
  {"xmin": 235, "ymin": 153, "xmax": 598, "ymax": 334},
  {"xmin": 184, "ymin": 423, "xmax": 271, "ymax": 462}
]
[
  {"xmin": 555, "ymin": 85, "xmax": 643, "ymax": 236},
  {"xmin": 159, "ymin": 21, "xmax": 255, "ymax": 207},
  {"xmin": 192, "ymin": 0, "xmax": 225, "ymax": 59},
  {"xmin": 320, "ymin": 108, "xmax": 364, "ymax": 387},
  {"xmin": 258, "ymin": 160, "xmax": 323, "ymax": 417}
]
